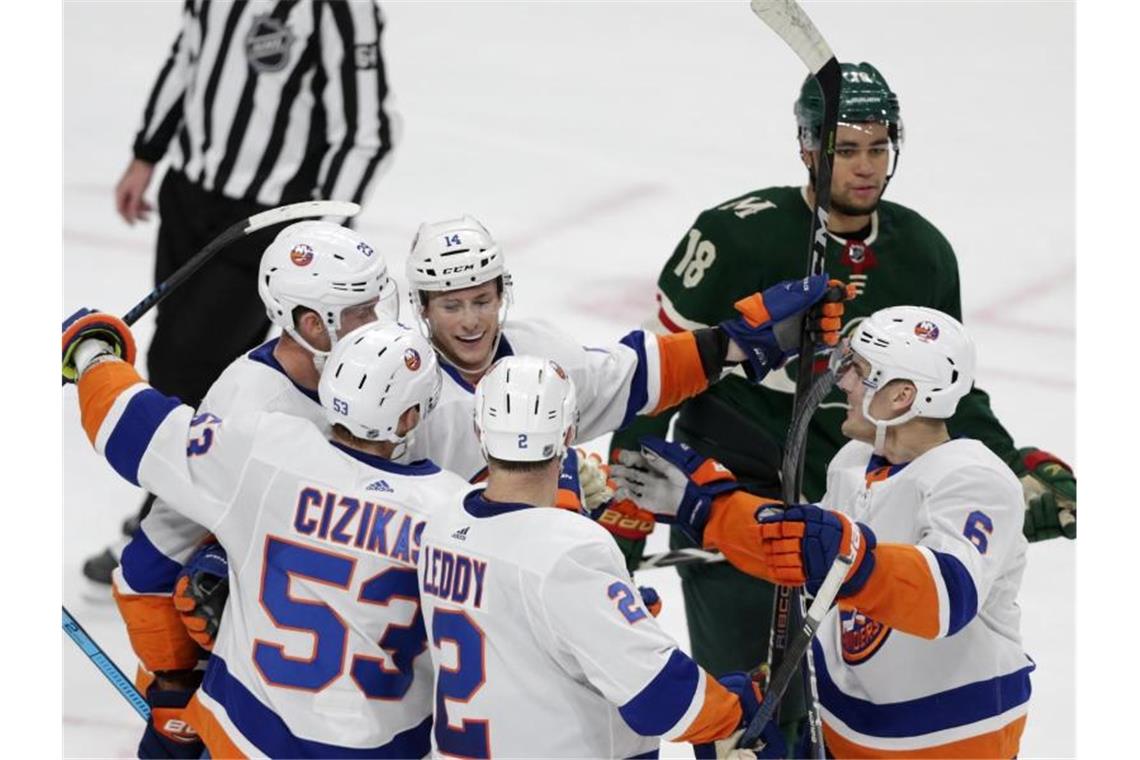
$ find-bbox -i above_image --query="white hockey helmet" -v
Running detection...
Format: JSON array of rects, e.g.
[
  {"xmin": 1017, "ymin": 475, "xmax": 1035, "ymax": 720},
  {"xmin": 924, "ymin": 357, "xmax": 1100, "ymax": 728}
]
[
  {"xmin": 844, "ymin": 305, "xmax": 976, "ymax": 450},
  {"xmin": 474, "ymin": 356, "xmax": 578, "ymax": 463},
  {"xmin": 318, "ymin": 322, "xmax": 442, "ymax": 446},
  {"xmin": 258, "ymin": 221, "xmax": 399, "ymax": 358}
]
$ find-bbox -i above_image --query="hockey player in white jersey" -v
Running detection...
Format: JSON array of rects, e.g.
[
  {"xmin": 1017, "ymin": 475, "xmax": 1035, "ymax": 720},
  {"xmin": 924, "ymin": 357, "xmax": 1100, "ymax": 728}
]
[
  {"xmin": 613, "ymin": 306, "xmax": 1033, "ymax": 758},
  {"xmin": 63, "ymin": 313, "xmax": 467, "ymax": 757},
  {"xmin": 418, "ymin": 355, "xmax": 787, "ymax": 758},
  {"xmin": 403, "ymin": 215, "xmax": 849, "ymax": 490},
  {"xmin": 105, "ymin": 221, "xmax": 398, "ymax": 757}
]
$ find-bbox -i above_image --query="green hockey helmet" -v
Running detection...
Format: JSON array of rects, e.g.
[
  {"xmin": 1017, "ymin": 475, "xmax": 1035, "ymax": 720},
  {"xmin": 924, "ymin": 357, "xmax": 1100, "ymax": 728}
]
[{"xmin": 794, "ymin": 62, "xmax": 903, "ymax": 151}]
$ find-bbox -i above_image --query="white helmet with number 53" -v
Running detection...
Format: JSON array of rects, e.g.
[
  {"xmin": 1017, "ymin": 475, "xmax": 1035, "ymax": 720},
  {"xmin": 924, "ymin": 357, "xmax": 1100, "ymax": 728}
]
[{"xmin": 318, "ymin": 322, "xmax": 441, "ymax": 446}]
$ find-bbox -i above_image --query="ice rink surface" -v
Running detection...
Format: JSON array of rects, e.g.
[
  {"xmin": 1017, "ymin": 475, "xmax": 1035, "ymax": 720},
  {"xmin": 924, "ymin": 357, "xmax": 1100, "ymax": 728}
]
[{"xmin": 63, "ymin": 2, "xmax": 1074, "ymax": 757}]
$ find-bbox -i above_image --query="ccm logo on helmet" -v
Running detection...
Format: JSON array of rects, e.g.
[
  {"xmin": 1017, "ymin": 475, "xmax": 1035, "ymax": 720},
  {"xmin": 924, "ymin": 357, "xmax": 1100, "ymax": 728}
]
[
  {"xmin": 404, "ymin": 348, "xmax": 422, "ymax": 371},
  {"xmin": 290, "ymin": 244, "xmax": 314, "ymax": 266},
  {"xmin": 441, "ymin": 264, "xmax": 475, "ymax": 275},
  {"xmin": 913, "ymin": 321, "xmax": 940, "ymax": 342}
]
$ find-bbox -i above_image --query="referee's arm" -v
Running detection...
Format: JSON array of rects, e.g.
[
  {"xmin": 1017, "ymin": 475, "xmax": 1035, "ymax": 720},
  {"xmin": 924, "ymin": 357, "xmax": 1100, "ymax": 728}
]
[{"xmin": 316, "ymin": 0, "xmax": 395, "ymax": 206}]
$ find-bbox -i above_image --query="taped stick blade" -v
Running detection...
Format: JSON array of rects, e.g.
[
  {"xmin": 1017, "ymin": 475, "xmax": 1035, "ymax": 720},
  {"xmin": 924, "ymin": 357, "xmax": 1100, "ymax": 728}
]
[{"xmin": 750, "ymin": 0, "xmax": 835, "ymax": 74}]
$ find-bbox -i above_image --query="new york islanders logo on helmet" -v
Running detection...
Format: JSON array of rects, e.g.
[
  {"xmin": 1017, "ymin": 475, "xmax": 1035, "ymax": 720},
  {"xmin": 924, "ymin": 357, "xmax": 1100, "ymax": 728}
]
[
  {"xmin": 914, "ymin": 320, "xmax": 940, "ymax": 342},
  {"xmin": 550, "ymin": 360, "xmax": 568, "ymax": 381},
  {"xmin": 289, "ymin": 244, "xmax": 314, "ymax": 267},
  {"xmin": 404, "ymin": 348, "xmax": 422, "ymax": 371}
]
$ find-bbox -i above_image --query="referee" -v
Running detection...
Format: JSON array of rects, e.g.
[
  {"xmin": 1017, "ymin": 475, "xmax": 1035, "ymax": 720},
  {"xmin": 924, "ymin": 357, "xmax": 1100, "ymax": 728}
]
[{"xmin": 86, "ymin": 0, "xmax": 396, "ymax": 587}]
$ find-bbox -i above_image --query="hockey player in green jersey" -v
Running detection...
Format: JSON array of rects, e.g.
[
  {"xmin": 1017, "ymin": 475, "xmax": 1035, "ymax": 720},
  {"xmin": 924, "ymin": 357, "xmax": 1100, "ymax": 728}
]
[{"xmin": 608, "ymin": 61, "xmax": 1075, "ymax": 701}]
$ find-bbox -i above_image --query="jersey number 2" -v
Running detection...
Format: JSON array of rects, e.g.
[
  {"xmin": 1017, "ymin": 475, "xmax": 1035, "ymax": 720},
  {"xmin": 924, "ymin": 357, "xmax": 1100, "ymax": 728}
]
[
  {"xmin": 254, "ymin": 536, "xmax": 425, "ymax": 698},
  {"xmin": 432, "ymin": 609, "xmax": 489, "ymax": 759}
]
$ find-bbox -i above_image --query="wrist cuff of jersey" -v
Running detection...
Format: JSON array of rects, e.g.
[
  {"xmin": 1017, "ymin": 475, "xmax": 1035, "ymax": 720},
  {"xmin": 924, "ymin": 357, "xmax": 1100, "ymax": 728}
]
[
  {"xmin": 693, "ymin": 327, "xmax": 731, "ymax": 381},
  {"xmin": 838, "ymin": 522, "xmax": 878, "ymax": 598},
  {"xmin": 132, "ymin": 138, "xmax": 166, "ymax": 165}
]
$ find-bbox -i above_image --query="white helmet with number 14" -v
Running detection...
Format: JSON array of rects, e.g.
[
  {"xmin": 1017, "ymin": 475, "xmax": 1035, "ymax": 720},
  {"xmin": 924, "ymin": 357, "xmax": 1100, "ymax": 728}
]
[{"xmin": 474, "ymin": 356, "xmax": 578, "ymax": 463}]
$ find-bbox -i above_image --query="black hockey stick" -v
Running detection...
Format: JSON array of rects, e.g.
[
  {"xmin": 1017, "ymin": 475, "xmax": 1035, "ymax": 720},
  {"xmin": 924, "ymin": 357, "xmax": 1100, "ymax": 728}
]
[
  {"xmin": 746, "ymin": 1, "xmax": 842, "ymax": 757},
  {"xmin": 122, "ymin": 200, "xmax": 360, "ymax": 326},
  {"xmin": 636, "ymin": 371, "xmax": 837, "ymax": 572}
]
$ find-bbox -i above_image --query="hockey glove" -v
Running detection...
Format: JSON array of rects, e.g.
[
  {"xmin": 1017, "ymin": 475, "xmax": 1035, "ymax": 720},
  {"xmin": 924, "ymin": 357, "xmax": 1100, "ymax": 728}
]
[
  {"xmin": 173, "ymin": 541, "xmax": 229, "ymax": 651},
  {"xmin": 693, "ymin": 671, "xmax": 786, "ymax": 760},
  {"xmin": 610, "ymin": 437, "xmax": 739, "ymax": 544},
  {"xmin": 555, "ymin": 447, "xmax": 586, "ymax": 511},
  {"xmin": 756, "ymin": 504, "xmax": 878, "ymax": 598},
  {"xmin": 719, "ymin": 275, "xmax": 851, "ymax": 383},
  {"xmin": 577, "ymin": 448, "xmax": 615, "ymax": 511},
  {"xmin": 62, "ymin": 307, "xmax": 137, "ymax": 383},
  {"xmin": 137, "ymin": 670, "xmax": 204, "ymax": 759},
  {"xmin": 638, "ymin": 585, "xmax": 662, "ymax": 618},
  {"xmin": 1007, "ymin": 447, "xmax": 1076, "ymax": 540},
  {"xmin": 590, "ymin": 497, "xmax": 657, "ymax": 542}
]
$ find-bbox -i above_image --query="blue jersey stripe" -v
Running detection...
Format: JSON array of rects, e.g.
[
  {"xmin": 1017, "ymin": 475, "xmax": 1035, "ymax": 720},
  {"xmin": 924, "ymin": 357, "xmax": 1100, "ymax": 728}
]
[
  {"xmin": 201, "ymin": 654, "xmax": 431, "ymax": 758},
  {"xmin": 931, "ymin": 550, "xmax": 978, "ymax": 636},
  {"xmin": 119, "ymin": 527, "xmax": 185, "ymax": 593},
  {"xmin": 103, "ymin": 388, "xmax": 182, "ymax": 486},
  {"xmin": 618, "ymin": 331, "xmax": 650, "ymax": 428},
  {"xmin": 619, "ymin": 648, "xmax": 699, "ymax": 737},
  {"xmin": 813, "ymin": 640, "xmax": 1034, "ymax": 738}
]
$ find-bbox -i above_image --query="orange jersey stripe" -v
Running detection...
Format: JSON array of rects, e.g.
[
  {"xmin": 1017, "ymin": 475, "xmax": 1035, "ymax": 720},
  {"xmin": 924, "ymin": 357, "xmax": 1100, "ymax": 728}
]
[
  {"xmin": 840, "ymin": 544, "xmax": 940, "ymax": 639},
  {"xmin": 185, "ymin": 694, "xmax": 248, "ymax": 759},
  {"xmin": 652, "ymin": 331, "xmax": 709, "ymax": 414},
  {"xmin": 823, "ymin": 713, "xmax": 1026, "ymax": 759},
  {"xmin": 78, "ymin": 360, "xmax": 144, "ymax": 445},
  {"xmin": 113, "ymin": 582, "xmax": 201, "ymax": 672},
  {"xmin": 673, "ymin": 674, "xmax": 743, "ymax": 744},
  {"xmin": 703, "ymin": 491, "xmax": 781, "ymax": 580}
]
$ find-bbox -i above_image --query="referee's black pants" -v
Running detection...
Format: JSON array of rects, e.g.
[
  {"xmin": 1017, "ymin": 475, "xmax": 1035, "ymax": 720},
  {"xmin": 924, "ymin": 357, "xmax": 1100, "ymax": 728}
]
[{"xmin": 147, "ymin": 169, "xmax": 287, "ymax": 408}]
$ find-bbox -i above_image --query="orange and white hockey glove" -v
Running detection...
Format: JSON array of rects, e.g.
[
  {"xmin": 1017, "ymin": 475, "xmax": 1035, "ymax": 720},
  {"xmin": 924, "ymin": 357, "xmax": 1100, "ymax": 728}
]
[{"xmin": 756, "ymin": 505, "xmax": 877, "ymax": 597}]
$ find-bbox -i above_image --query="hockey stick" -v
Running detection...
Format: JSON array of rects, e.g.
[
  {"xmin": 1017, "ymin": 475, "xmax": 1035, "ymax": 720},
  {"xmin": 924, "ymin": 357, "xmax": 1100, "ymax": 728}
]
[
  {"xmin": 63, "ymin": 605, "xmax": 151, "ymax": 721},
  {"xmin": 749, "ymin": 1, "xmax": 842, "ymax": 757},
  {"xmin": 122, "ymin": 200, "xmax": 361, "ymax": 326},
  {"xmin": 635, "ymin": 371, "xmax": 837, "ymax": 572},
  {"xmin": 736, "ymin": 550, "xmax": 853, "ymax": 750}
]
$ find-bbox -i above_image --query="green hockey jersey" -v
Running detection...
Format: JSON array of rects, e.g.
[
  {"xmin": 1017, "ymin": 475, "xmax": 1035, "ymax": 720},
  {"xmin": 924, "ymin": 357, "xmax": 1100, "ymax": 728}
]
[{"xmin": 612, "ymin": 185, "xmax": 1015, "ymax": 501}]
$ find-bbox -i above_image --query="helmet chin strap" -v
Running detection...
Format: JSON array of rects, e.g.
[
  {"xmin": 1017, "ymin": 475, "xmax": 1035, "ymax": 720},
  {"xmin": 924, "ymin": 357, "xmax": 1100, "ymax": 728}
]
[
  {"xmin": 285, "ymin": 324, "xmax": 336, "ymax": 372},
  {"xmin": 862, "ymin": 391, "xmax": 918, "ymax": 455}
]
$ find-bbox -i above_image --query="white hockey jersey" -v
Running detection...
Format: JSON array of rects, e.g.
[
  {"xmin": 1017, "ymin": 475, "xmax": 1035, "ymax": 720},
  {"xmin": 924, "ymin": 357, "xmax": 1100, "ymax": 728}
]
[
  {"xmin": 407, "ymin": 319, "xmax": 710, "ymax": 481},
  {"xmin": 811, "ymin": 438, "xmax": 1033, "ymax": 758},
  {"xmin": 78, "ymin": 358, "xmax": 471, "ymax": 758},
  {"xmin": 116, "ymin": 339, "xmax": 326, "ymax": 598},
  {"xmin": 417, "ymin": 488, "xmax": 745, "ymax": 758}
]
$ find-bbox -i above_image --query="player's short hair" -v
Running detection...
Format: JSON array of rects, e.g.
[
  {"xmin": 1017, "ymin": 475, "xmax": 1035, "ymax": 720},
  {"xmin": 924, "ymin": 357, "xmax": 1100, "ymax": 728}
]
[{"xmin": 486, "ymin": 453, "xmax": 557, "ymax": 474}]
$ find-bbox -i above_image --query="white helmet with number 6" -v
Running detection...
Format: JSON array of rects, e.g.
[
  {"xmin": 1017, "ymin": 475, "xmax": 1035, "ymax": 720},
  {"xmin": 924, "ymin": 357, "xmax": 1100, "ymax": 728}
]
[
  {"xmin": 318, "ymin": 322, "xmax": 441, "ymax": 446},
  {"xmin": 847, "ymin": 305, "xmax": 976, "ymax": 448},
  {"xmin": 474, "ymin": 356, "xmax": 578, "ymax": 463},
  {"xmin": 259, "ymin": 221, "xmax": 399, "ymax": 357}
]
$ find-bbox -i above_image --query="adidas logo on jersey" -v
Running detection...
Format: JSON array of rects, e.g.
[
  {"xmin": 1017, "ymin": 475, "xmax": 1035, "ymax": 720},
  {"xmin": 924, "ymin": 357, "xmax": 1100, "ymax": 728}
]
[
  {"xmin": 451, "ymin": 526, "xmax": 470, "ymax": 541},
  {"xmin": 366, "ymin": 479, "xmax": 393, "ymax": 493}
]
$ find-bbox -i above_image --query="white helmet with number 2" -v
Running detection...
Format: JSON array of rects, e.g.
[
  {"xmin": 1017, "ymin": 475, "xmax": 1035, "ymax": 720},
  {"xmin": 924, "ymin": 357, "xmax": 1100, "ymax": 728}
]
[
  {"xmin": 259, "ymin": 221, "xmax": 399, "ymax": 357},
  {"xmin": 474, "ymin": 356, "xmax": 578, "ymax": 463},
  {"xmin": 847, "ymin": 305, "xmax": 976, "ymax": 449},
  {"xmin": 318, "ymin": 322, "xmax": 441, "ymax": 446}
]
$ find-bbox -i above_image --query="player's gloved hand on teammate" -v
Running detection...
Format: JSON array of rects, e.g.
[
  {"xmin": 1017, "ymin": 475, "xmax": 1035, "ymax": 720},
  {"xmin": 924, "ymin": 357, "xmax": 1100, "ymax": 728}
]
[
  {"xmin": 719, "ymin": 275, "xmax": 852, "ymax": 383},
  {"xmin": 577, "ymin": 448, "xmax": 615, "ymax": 510},
  {"xmin": 173, "ymin": 540, "xmax": 229, "ymax": 651},
  {"xmin": 62, "ymin": 307, "xmax": 136, "ymax": 383},
  {"xmin": 637, "ymin": 585, "xmax": 662, "ymax": 617},
  {"xmin": 693, "ymin": 671, "xmax": 786, "ymax": 760},
  {"xmin": 555, "ymin": 447, "xmax": 587, "ymax": 511},
  {"xmin": 137, "ymin": 669, "xmax": 204, "ymax": 759},
  {"xmin": 610, "ymin": 437, "xmax": 740, "ymax": 544},
  {"xmin": 755, "ymin": 504, "xmax": 877, "ymax": 598},
  {"xmin": 1006, "ymin": 447, "xmax": 1076, "ymax": 540}
]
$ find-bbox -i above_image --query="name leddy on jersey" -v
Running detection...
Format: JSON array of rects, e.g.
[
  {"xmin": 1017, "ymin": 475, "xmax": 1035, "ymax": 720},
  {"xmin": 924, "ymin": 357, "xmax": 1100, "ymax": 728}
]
[{"xmin": 421, "ymin": 544, "xmax": 487, "ymax": 609}]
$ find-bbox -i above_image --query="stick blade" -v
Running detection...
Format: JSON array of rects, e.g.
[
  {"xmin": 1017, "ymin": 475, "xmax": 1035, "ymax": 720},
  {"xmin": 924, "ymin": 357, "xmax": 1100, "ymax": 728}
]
[
  {"xmin": 243, "ymin": 200, "xmax": 362, "ymax": 234},
  {"xmin": 750, "ymin": 0, "xmax": 835, "ymax": 74}
]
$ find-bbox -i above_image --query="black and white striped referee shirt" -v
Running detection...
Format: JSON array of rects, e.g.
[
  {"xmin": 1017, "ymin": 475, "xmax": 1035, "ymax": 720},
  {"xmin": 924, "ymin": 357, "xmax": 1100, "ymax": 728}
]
[{"xmin": 132, "ymin": 0, "xmax": 394, "ymax": 207}]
